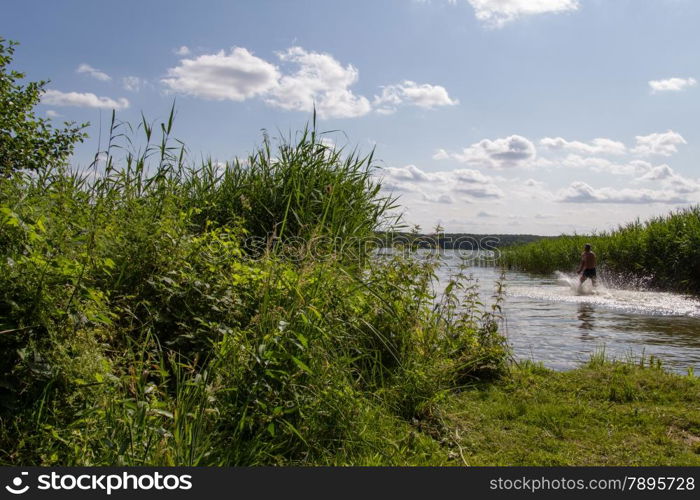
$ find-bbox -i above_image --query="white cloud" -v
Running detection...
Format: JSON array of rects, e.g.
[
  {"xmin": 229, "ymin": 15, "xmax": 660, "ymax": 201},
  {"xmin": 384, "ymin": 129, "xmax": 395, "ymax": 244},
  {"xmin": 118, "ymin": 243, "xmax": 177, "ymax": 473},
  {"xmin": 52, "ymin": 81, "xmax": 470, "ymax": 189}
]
[
  {"xmin": 638, "ymin": 164, "xmax": 675, "ymax": 182},
  {"xmin": 452, "ymin": 168, "xmax": 493, "ymax": 184},
  {"xmin": 42, "ymin": 89, "xmax": 130, "ymax": 110},
  {"xmin": 122, "ymin": 76, "xmax": 144, "ymax": 92},
  {"xmin": 46, "ymin": 110, "xmax": 61, "ymax": 118},
  {"xmin": 76, "ymin": 63, "xmax": 111, "ymax": 82},
  {"xmin": 557, "ymin": 181, "xmax": 688, "ymax": 204},
  {"xmin": 649, "ymin": 77, "xmax": 697, "ymax": 93},
  {"xmin": 637, "ymin": 165, "xmax": 700, "ymax": 194},
  {"xmin": 556, "ymin": 155, "xmax": 654, "ymax": 176},
  {"xmin": 266, "ymin": 47, "xmax": 371, "ymax": 119},
  {"xmin": 378, "ymin": 164, "xmax": 504, "ymax": 199},
  {"xmin": 423, "ymin": 193, "xmax": 455, "ymax": 204},
  {"xmin": 619, "ymin": 160, "xmax": 655, "ymax": 176},
  {"xmin": 174, "ymin": 46, "xmax": 191, "ymax": 56},
  {"xmin": 540, "ymin": 136, "xmax": 626, "ymax": 156},
  {"xmin": 163, "ymin": 46, "xmax": 457, "ymax": 119},
  {"xmin": 438, "ymin": 130, "xmax": 687, "ymax": 174},
  {"xmin": 439, "ymin": 135, "xmax": 536, "ymax": 168},
  {"xmin": 374, "ymin": 81, "xmax": 458, "ymax": 114},
  {"xmin": 162, "ymin": 47, "xmax": 280, "ymax": 101},
  {"xmin": 632, "ymin": 130, "xmax": 686, "ymax": 157},
  {"xmin": 452, "ymin": 182, "xmax": 504, "ymax": 198},
  {"xmin": 467, "ymin": 0, "xmax": 579, "ymax": 28},
  {"xmin": 380, "ymin": 164, "xmax": 431, "ymax": 191}
]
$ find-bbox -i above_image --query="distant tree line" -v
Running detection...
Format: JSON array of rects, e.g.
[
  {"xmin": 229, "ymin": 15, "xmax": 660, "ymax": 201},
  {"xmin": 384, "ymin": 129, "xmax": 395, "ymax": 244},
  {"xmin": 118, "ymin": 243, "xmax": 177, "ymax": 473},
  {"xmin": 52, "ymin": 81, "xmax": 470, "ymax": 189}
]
[{"xmin": 376, "ymin": 232, "xmax": 548, "ymax": 249}]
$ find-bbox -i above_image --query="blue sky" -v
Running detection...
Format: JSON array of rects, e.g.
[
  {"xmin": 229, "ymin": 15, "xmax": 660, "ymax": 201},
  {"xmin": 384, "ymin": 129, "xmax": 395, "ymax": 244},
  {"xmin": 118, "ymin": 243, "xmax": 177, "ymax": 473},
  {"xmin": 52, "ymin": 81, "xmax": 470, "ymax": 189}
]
[{"xmin": 3, "ymin": 0, "xmax": 700, "ymax": 235}]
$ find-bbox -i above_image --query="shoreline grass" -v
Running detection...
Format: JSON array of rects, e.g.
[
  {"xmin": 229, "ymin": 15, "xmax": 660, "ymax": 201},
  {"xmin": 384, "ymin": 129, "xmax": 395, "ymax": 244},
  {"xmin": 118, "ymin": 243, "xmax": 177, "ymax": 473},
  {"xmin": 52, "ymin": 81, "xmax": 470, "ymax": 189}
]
[{"xmin": 439, "ymin": 358, "xmax": 700, "ymax": 466}]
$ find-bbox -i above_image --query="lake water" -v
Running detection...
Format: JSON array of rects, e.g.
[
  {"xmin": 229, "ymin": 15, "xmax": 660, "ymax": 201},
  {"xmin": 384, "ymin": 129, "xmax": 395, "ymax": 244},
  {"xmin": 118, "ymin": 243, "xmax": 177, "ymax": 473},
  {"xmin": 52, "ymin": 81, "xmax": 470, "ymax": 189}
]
[{"xmin": 429, "ymin": 250, "xmax": 700, "ymax": 374}]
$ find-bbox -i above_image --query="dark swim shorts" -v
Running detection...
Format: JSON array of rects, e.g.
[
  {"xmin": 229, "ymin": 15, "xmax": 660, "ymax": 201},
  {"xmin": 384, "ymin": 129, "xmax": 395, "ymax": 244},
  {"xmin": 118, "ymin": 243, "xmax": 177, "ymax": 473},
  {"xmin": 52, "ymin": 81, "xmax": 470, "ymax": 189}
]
[{"xmin": 582, "ymin": 268, "xmax": 597, "ymax": 279}]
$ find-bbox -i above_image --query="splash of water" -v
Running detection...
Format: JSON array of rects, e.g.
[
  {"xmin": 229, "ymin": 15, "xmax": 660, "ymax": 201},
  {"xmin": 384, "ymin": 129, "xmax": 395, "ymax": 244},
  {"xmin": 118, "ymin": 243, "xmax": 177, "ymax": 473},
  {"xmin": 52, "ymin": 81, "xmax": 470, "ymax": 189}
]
[
  {"xmin": 554, "ymin": 271, "xmax": 600, "ymax": 295},
  {"xmin": 508, "ymin": 271, "xmax": 700, "ymax": 318}
]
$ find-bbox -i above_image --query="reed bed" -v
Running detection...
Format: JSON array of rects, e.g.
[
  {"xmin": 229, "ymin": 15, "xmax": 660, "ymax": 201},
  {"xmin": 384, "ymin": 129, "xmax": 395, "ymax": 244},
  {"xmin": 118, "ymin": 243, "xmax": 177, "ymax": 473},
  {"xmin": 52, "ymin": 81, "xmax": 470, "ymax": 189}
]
[{"xmin": 499, "ymin": 207, "xmax": 700, "ymax": 294}]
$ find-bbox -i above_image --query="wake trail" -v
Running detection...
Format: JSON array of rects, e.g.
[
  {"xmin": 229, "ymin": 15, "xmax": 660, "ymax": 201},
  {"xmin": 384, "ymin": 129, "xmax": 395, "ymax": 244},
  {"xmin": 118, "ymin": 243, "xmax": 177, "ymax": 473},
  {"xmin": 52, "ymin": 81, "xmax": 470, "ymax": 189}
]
[{"xmin": 507, "ymin": 271, "xmax": 700, "ymax": 318}]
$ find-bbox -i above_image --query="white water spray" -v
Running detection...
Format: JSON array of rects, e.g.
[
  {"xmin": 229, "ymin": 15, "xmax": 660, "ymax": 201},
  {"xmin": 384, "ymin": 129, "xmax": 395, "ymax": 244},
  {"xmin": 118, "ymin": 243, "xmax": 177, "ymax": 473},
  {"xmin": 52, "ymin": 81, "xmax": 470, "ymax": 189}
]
[{"xmin": 508, "ymin": 271, "xmax": 700, "ymax": 318}]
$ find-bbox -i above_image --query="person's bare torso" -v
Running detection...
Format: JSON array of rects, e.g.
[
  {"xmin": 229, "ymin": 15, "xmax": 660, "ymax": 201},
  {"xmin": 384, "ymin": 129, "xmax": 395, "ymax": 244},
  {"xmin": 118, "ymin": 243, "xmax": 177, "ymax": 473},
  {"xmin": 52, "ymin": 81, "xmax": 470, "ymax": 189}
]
[{"xmin": 581, "ymin": 251, "xmax": 596, "ymax": 270}]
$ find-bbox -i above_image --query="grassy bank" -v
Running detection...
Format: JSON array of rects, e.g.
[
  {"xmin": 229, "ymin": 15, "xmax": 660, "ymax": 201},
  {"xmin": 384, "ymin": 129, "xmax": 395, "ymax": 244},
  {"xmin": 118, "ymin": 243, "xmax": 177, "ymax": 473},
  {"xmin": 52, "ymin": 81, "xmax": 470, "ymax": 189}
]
[
  {"xmin": 499, "ymin": 207, "xmax": 700, "ymax": 294},
  {"xmin": 440, "ymin": 357, "xmax": 700, "ymax": 465}
]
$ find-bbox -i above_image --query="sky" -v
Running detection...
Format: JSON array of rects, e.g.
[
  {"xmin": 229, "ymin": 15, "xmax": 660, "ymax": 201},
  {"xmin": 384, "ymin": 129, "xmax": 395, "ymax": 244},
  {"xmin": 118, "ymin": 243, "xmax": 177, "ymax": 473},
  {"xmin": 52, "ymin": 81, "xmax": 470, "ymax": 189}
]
[{"xmin": 3, "ymin": 0, "xmax": 700, "ymax": 235}]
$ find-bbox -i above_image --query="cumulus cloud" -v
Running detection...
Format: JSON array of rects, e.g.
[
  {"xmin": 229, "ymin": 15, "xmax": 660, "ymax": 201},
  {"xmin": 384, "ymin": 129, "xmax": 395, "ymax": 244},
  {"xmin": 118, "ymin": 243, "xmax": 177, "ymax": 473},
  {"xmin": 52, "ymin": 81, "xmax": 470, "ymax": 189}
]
[
  {"xmin": 539, "ymin": 137, "xmax": 626, "ymax": 156},
  {"xmin": 265, "ymin": 47, "xmax": 371, "ymax": 119},
  {"xmin": 380, "ymin": 164, "xmax": 432, "ymax": 191},
  {"xmin": 539, "ymin": 132, "xmax": 686, "ymax": 159},
  {"xmin": 632, "ymin": 130, "xmax": 686, "ymax": 157},
  {"xmin": 438, "ymin": 130, "xmax": 687, "ymax": 174},
  {"xmin": 162, "ymin": 47, "xmax": 280, "ymax": 101},
  {"xmin": 637, "ymin": 165, "xmax": 700, "ymax": 194},
  {"xmin": 467, "ymin": 0, "xmax": 579, "ymax": 28},
  {"xmin": 423, "ymin": 193, "xmax": 455, "ymax": 204},
  {"xmin": 378, "ymin": 164, "xmax": 504, "ymax": 200},
  {"xmin": 557, "ymin": 181, "xmax": 688, "ymax": 204},
  {"xmin": 374, "ymin": 81, "xmax": 458, "ymax": 114},
  {"xmin": 46, "ymin": 110, "xmax": 61, "ymax": 118},
  {"xmin": 174, "ymin": 46, "xmax": 191, "ymax": 56},
  {"xmin": 452, "ymin": 182, "xmax": 504, "ymax": 198},
  {"xmin": 638, "ymin": 164, "xmax": 675, "ymax": 182},
  {"xmin": 76, "ymin": 63, "xmax": 111, "ymax": 82},
  {"xmin": 163, "ymin": 46, "xmax": 457, "ymax": 119},
  {"xmin": 438, "ymin": 135, "xmax": 536, "ymax": 168},
  {"xmin": 649, "ymin": 77, "xmax": 697, "ymax": 93},
  {"xmin": 555, "ymin": 155, "xmax": 655, "ymax": 176},
  {"xmin": 42, "ymin": 89, "xmax": 130, "ymax": 110}
]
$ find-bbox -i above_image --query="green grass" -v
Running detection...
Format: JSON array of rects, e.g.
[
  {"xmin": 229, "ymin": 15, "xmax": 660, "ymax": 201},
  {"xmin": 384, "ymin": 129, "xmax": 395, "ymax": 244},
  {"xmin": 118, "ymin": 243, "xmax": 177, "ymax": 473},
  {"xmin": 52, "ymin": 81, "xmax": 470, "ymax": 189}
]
[
  {"xmin": 500, "ymin": 207, "xmax": 700, "ymax": 294},
  {"xmin": 438, "ymin": 359, "xmax": 700, "ymax": 465}
]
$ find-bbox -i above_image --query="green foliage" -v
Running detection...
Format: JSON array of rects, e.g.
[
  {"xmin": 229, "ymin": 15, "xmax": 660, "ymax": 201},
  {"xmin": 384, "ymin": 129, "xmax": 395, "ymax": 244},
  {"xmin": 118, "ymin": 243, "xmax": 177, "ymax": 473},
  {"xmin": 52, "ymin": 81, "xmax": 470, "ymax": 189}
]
[
  {"xmin": 0, "ymin": 98, "xmax": 509, "ymax": 465},
  {"xmin": 0, "ymin": 39, "xmax": 87, "ymax": 175},
  {"xmin": 184, "ymin": 126, "xmax": 397, "ymax": 247},
  {"xmin": 500, "ymin": 207, "xmax": 700, "ymax": 293}
]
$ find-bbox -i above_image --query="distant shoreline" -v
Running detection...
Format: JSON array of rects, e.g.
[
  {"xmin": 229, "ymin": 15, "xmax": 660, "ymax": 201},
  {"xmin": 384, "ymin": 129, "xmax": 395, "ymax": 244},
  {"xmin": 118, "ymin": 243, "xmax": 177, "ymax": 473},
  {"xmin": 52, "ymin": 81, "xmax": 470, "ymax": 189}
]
[{"xmin": 377, "ymin": 232, "xmax": 551, "ymax": 249}]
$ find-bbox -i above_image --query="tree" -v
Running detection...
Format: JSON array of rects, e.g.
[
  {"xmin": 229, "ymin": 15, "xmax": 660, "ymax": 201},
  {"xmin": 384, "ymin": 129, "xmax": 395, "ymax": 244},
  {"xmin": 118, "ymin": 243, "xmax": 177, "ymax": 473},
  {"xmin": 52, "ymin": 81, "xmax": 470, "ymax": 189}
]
[{"xmin": 0, "ymin": 38, "xmax": 88, "ymax": 176}]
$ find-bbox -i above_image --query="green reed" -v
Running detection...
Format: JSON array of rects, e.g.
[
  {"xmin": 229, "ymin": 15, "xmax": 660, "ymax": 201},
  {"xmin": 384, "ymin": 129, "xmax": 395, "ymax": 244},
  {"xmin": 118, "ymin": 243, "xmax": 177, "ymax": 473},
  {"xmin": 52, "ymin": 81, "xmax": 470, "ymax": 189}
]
[{"xmin": 500, "ymin": 206, "xmax": 700, "ymax": 293}]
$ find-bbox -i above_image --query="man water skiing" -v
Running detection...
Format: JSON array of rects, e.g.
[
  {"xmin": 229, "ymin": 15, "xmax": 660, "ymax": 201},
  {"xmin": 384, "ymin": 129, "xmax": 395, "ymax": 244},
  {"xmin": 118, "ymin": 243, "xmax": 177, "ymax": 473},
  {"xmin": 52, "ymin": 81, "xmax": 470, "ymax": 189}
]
[{"xmin": 577, "ymin": 243, "xmax": 597, "ymax": 288}]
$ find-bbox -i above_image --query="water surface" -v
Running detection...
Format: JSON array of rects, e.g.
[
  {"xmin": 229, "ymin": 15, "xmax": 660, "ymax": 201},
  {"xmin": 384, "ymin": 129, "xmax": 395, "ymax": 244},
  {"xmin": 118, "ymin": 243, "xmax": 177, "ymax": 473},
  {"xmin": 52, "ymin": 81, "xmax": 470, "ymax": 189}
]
[{"xmin": 432, "ymin": 251, "xmax": 700, "ymax": 373}]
